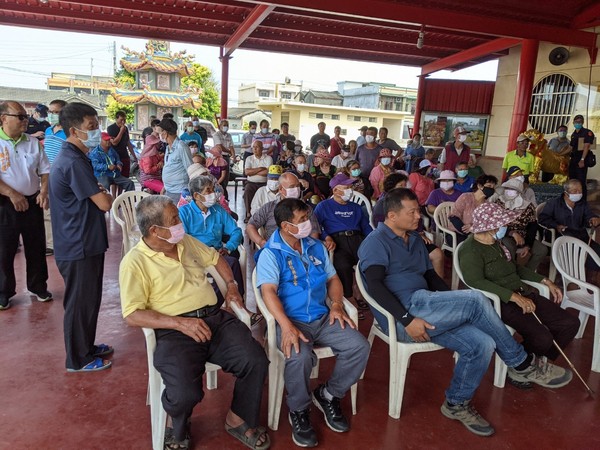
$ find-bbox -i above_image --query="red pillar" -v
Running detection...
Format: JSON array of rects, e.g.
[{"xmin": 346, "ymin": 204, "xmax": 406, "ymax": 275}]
[
  {"xmin": 219, "ymin": 50, "xmax": 231, "ymax": 119},
  {"xmin": 506, "ymin": 39, "xmax": 539, "ymax": 151},
  {"xmin": 412, "ymin": 75, "xmax": 427, "ymax": 136}
]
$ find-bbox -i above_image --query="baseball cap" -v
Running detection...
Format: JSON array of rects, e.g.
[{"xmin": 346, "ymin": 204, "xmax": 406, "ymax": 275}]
[
  {"xmin": 35, "ymin": 104, "xmax": 49, "ymax": 117},
  {"xmin": 516, "ymin": 133, "xmax": 529, "ymax": 142},
  {"xmin": 419, "ymin": 159, "xmax": 432, "ymax": 169},
  {"xmin": 359, "ymin": 125, "xmax": 368, "ymax": 131},
  {"xmin": 101, "ymin": 132, "xmax": 111, "ymax": 141},
  {"xmin": 454, "ymin": 126, "xmax": 469, "ymax": 135},
  {"xmin": 329, "ymin": 173, "xmax": 355, "ymax": 189},
  {"xmin": 268, "ymin": 165, "xmax": 283, "ymax": 178},
  {"xmin": 506, "ymin": 166, "xmax": 523, "ymax": 177},
  {"xmin": 573, "ymin": 114, "xmax": 584, "ymax": 122},
  {"xmin": 439, "ymin": 170, "xmax": 457, "ymax": 181}
]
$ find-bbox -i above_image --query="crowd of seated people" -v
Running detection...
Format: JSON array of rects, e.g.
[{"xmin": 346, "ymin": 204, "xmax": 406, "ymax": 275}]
[{"xmin": 19, "ymin": 104, "xmax": 595, "ymax": 448}]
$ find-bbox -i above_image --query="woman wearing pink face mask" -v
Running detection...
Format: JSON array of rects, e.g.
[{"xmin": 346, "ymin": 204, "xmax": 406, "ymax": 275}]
[{"xmin": 494, "ymin": 178, "xmax": 547, "ymax": 272}]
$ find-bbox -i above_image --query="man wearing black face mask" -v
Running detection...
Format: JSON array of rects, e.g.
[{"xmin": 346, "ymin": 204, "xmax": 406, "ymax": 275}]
[{"xmin": 50, "ymin": 102, "xmax": 114, "ymax": 372}]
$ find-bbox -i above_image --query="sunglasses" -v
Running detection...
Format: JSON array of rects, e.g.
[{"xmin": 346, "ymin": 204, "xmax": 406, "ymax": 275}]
[{"xmin": 4, "ymin": 113, "xmax": 29, "ymax": 121}]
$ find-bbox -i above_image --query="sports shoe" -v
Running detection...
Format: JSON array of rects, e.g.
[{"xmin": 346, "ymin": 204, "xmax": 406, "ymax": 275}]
[
  {"xmin": 312, "ymin": 384, "xmax": 349, "ymax": 433},
  {"xmin": 289, "ymin": 409, "xmax": 317, "ymax": 448},
  {"xmin": 508, "ymin": 355, "xmax": 572, "ymax": 388},
  {"xmin": 30, "ymin": 291, "xmax": 53, "ymax": 302},
  {"xmin": 440, "ymin": 400, "xmax": 495, "ymax": 437}
]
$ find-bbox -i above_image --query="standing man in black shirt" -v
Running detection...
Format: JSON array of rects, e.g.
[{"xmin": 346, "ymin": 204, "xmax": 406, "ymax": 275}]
[
  {"xmin": 26, "ymin": 104, "xmax": 50, "ymax": 139},
  {"xmin": 107, "ymin": 110, "xmax": 137, "ymax": 178},
  {"xmin": 569, "ymin": 114, "xmax": 595, "ymax": 200}
]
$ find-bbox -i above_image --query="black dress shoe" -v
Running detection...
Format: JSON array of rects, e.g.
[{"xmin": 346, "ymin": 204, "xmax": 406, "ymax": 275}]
[
  {"xmin": 312, "ymin": 384, "xmax": 349, "ymax": 433},
  {"xmin": 289, "ymin": 408, "xmax": 318, "ymax": 447},
  {"xmin": 0, "ymin": 296, "xmax": 10, "ymax": 310}
]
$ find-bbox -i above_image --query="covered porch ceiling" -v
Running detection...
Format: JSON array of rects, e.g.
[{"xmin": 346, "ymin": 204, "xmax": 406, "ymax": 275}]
[{"xmin": 1, "ymin": 0, "xmax": 598, "ymax": 73}]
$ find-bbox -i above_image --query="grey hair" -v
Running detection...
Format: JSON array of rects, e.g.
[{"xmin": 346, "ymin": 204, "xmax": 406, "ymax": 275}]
[
  {"xmin": 188, "ymin": 175, "xmax": 214, "ymax": 195},
  {"xmin": 136, "ymin": 195, "xmax": 174, "ymax": 237},
  {"xmin": 564, "ymin": 178, "xmax": 582, "ymax": 193}
]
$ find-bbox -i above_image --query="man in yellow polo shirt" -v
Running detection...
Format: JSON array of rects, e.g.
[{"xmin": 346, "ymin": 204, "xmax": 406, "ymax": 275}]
[
  {"xmin": 501, "ymin": 133, "xmax": 535, "ymax": 182},
  {"xmin": 120, "ymin": 196, "xmax": 270, "ymax": 450}
]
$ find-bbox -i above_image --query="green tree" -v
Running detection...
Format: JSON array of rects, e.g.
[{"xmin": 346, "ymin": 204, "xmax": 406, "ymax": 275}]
[
  {"xmin": 182, "ymin": 63, "xmax": 221, "ymax": 122},
  {"xmin": 107, "ymin": 68, "xmax": 135, "ymax": 122}
]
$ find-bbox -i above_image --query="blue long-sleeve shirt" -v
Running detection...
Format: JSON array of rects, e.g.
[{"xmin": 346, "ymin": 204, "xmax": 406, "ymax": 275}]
[
  {"xmin": 88, "ymin": 145, "xmax": 122, "ymax": 178},
  {"xmin": 178, "ymin": 201, "xmax": 242, "ymax": 252},
  {"xmin": 313, "ymin": 198, "xmax": 373, "ymax": 239}
]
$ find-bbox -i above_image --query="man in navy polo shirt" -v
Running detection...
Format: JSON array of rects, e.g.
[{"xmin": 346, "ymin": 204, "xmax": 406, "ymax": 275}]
[{"xmin": 50, "ymin": 102, "xmax": 114, "ymax": 373}]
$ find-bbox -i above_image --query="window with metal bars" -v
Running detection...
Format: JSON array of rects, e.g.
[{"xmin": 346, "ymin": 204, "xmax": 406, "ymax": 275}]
[{"xmin": 529, "ymin": 74, "xmax": 576, "ymax": 135}]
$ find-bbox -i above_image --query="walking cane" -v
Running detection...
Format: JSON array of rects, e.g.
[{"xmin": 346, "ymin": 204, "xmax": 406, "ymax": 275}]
[{"xmin": 531, "ymin": 311, "xmax": 595, "ymax": 396}]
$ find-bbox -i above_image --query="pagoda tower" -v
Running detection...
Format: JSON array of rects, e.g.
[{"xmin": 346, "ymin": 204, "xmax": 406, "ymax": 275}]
[{"xmin": 111, "ymin": 40, "xmax": 202, "ymax": 131}]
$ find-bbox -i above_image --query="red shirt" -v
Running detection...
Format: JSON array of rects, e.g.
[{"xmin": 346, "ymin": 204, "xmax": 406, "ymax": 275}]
[{"xmin": 329, "ymin": 136, "xmax": 345, "ymax": 158}]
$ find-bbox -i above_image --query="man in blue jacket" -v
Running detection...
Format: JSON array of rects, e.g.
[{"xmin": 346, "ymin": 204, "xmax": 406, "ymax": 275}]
[
  {"xmin": 88, "ymin": 132, "xmax": 134, "ymax": 192},
  {"xmin": 256, "ymin": 198, "xmax": 369, "ymax": 448}
]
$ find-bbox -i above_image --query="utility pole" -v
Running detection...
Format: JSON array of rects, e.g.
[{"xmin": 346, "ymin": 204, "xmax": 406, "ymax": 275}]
[{"xmin": 90, "ymin": 58, "xmax": 94, "ymax": 95}]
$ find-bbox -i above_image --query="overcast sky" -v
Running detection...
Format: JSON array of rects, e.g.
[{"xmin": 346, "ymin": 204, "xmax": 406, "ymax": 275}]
[{"xmin": 0, "ymin": 25, "xmax": 499, "ymax": 104}]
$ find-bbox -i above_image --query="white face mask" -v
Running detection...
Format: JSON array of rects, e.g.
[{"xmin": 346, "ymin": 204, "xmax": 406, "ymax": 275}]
[
  {"xmin": 514, "ymin": 176, "xmax": 525, "ymax": 183},
  {"xmin": 381, "ymin": 157, "xmax": 391, "ymax": 166},
  {"xmin": 249, "ymin": 128, "xmax": 256, "ymax": 134},
  {"xmin": 458, "ymin": 134, "xmax": 468, "ymax": 143},
  {"xmin": 340, "ymin": 188, "xmax": 353, "ymax": 202},
  {"xmin": 187, "ymin": 126, "xmax": 194, "ymax": 133},
  {"xmin": 199, "ymin": 192, "xmax": 216, "ymax": 208},
  {"xmin": 296, "ymin": 163, "xmax": 305, "ymax": 173},
  {"xmin": 440, "ymin": 181, "xmax": 454, "ymax": 191},
  {"xmin": 341, "ymin": 150, "xmax": 350, "ymax": 158},
  {"xmin": 568, "ymin": 193, "xmax": 583, "ymax": 203},
  {"xmin": 558, "ymin": 131, "xmax": 567, "ymax": 138},
  {"xmin": 286, "ymin": 219, "xmax": 311, "ymax": 239},
  {"xmin": 267, "ymin": 180, "xmax": 280, "ymax": 192},
  {"xmin": 365, "ymin": 135, "xmax": 375, "ymax": 144},
  {"xmin": 156, "ymin": 223, "xmax": 185, "ymax": 244},
  {"xmin": 261, "ymin": 127, "xmax": 268, "ymax": 134},
  {"xmin": 192, "ymin": 121, "xmax": 199, "ymax": 127},
  {"xmin": 504, "ymin": 189, "xmax": 519, "ymax": 199},
  {"xmin": 221, "ymin": 126, "xmax": 228, "ymax": 133},
  {"xmin": 284, "ymin": 187, "xmax": 301, "ymax": 199}
]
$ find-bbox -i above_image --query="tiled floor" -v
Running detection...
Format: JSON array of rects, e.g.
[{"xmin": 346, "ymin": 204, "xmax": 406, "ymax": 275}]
[{"xmin": 2, "ymin": 186, "xmax": 600, "ymax": 449}]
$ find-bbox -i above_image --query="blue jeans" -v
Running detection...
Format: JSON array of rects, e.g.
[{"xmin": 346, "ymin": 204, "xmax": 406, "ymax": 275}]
[{"xmin": 394, "ymin": 289, "xmax": 528, "ymax": 404}]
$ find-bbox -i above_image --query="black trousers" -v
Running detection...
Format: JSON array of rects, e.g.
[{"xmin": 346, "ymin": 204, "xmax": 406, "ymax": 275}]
[
  {"xmin": 0, "ymin": 194, "xmax": 48, "ymax": 299},
  {"xmin": 56, "ymin": 253, "xmax": 105, "ymax": 369},
  {"xmin": 569, "ymin": 151, "xmax": 588, "ymax": 199},
  {"xmin": 331, "ymin": 234, "xmax": 364, "ymax": 298},
  {"xmin": 154, "ymin": 310, "xmax": 269, "ymax": 441},
  {"xmin": 500, "ymin": 292, "xmax": 579, "ymax": 360},
  {"xmin": 243, "ymin": 181, "xmax": 266, "ymax": 217}
]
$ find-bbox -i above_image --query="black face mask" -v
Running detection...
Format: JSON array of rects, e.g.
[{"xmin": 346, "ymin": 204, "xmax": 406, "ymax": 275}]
[{"xmin": 482, "ymin": 187, "xmax": 495, "ymax": 198}]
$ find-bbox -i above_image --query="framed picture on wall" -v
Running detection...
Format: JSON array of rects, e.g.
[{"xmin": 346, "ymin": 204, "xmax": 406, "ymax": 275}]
[{"xmin": 422, "ymin": 113, "xmax": 489, "ymax": 153}]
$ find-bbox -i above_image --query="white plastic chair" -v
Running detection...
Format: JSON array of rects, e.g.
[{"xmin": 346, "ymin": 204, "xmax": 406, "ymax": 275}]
[
  {"xmin": 454, "ymin": 242, "xmax": 549, "ymax": 387},
  {"xmin": 143, "ymin": 268, "xmax": 251, "ymax": 450},
  {"xmin": 433, "ymin": 201, "xmax": 458, "ymax": 289},
  {"xmin": 552, "ymin": 236, "xmax": 600, "ymax": 372},
  {"xmin": 354, "ymin": 264, "xmax": 444, "ymax": 419},
  {"xmin": 535, "ymin": 202, "xmax": 557, "ymax": 281},
  {"xmin": 252, "ymin": 269, "xmax": 358, "ymax": 431},
  {"xmin": 111, "ymin": 191, "xmax": 152, "ymax": 255},
  {"xmin": 350, "ymin": 191, "xmax": 374, "ymax": 228}
]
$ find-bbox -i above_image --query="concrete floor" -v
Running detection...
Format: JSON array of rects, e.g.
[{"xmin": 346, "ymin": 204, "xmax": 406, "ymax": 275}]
[{"xmin": 1, "ymin": 186, "xmax": 600, "ymax": 450}]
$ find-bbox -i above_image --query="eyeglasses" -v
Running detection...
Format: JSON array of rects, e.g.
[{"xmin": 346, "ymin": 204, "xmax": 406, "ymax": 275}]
[{"xmin": 4, "ymin": 113, "xmax": 29, "ymax": 121}]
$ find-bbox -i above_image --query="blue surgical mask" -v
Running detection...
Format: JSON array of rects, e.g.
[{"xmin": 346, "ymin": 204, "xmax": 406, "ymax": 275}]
[
  {"xmin": 495, "ymin": 226, "xmax": 508, "ymax": 240},
  {"xmin": 351, "ymin": 168, "xmax": 361, "ymax": 177},
  {"xmin": 75, "ymin": 128, "xmax": 101, "ymax": 149},
  {"xmin": 381, "ymin": 157, "xmax": 391, "ymax": 166},
  {"xmin": 457, "ymin": 169, "xmax": 469, "ymax": 178},
  {"xmin": 48, "ymin": 113, "xmax": 60, "ymax": 126},
  {"xmin": 558, "ymin": 131, "xmax": 567, "ymax": 138},
  {"xmin": 574, "ymin": 123, "xmax": 583, "ymax": 130}
]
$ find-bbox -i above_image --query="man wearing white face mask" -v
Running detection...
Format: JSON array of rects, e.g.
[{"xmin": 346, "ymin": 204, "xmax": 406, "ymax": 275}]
[
  {"xmin": 539, "ymin": 179, "xmax": 600, "ymax": 265},
  {"xmin": 314, "ymin": 174, "xmax": 373, "ymax": 319},
  {"xmin": 439, "ymin": 127, "xmax": 471, "ymax": 172},
  {"xmin": 49, "ymin": 102, "xmax": 114, "ymax": 372},
  {"xmin": 179, "ymin": 120, "xmax": 203, "ymax": 149},
  {"xmin": 179, "ymin": 175, "xmax": 245, "ymax": 296},
  {"xmin": 355, "ymin": 126, "xmax": 382, "ymax": 178},
  {"xmin": 256, "ymin": 198, "xmax": 370, "ymax": 447},
  {"xmin": 247, "ymin": 172, "xmax": 321, "ymax": 248},
  {"xmin": 251, "ymin": 165, "xmax": 282, "ymax": 214}
]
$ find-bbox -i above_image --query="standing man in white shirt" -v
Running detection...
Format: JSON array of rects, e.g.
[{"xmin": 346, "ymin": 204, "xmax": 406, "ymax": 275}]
[
  {"xmin": 0, "ymin": 101, "xmax": 52, "ymax": 310},
  {"xmin": 243, "ymin": 141, "xmax": 272, "ymax": 223}
]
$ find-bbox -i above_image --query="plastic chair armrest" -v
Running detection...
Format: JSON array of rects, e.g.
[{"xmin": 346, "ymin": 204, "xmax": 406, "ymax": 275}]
[
  {"xmin": 522, "ymin": 280, "xmax": 550, "ymax": 299},
  {"xmin": 230, "ymin": 302, "xmax": 251, "ymax": 328}
]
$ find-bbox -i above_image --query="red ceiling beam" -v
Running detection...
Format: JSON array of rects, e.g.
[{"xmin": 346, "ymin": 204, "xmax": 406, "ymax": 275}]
[
  {"xmin": 236, "ymin": 0, "xmax": 598, "ymax": 50},
  {"xmin": 222, "ymin": 4, "xmax": 275, "ymax": 56},
  {"xmin": 572, "ymin": 3, "xmax": 600, "ymax": 29},
  {"xmin": 420, "ymin": 37, "xmax": 521, "ymax": 76}
]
